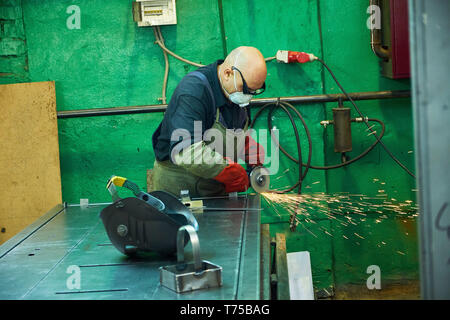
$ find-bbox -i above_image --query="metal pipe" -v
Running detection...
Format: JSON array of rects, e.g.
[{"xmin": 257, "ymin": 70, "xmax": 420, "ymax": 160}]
[
  {"xmin": 249, "ymin": 90, "xmax": 410, "ymax": 106},
  {"xmin": 57, "ymin": 105, "xmax": 168, "ymax": 118},
  {"xmin": 370, "ymin": 0, "xmax": 390, "ymax": 61},
  {"xmin": 57, "ymin": 90, "xmax": 411, "ymax": 119}
]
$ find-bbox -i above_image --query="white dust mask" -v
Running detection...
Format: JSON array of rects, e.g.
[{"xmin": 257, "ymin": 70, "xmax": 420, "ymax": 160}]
[
  {"xmin": 228, "ymin": 71, "xmax": 253, "ymax": 107},
  {"xmin": 221, "ymin": 51, "xmax": 253, "ymax": 107}
]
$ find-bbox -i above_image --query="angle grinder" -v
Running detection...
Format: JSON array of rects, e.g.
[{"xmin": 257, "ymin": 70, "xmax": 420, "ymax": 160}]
[
  {"xmin": 100, "ymin": 175, "xmax": 198, "ymax": 257},
  {"xmin": 248, "ymin": 166, "xmax": 271, "ymax": 194}
]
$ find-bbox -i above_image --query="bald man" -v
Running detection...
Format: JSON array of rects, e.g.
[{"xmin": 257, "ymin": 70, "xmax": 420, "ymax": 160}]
[{"xmin": 151, "ymin": 46, "xmax": 267, "ymax": 197}]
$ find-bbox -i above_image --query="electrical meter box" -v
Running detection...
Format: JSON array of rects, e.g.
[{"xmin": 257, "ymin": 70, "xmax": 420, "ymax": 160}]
[{"xmin": 132, "ymin": 0, "xmax": 177, "ymax": 26}]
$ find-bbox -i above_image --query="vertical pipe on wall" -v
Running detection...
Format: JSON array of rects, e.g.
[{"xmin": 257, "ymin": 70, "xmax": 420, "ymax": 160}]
[
  {"xmin": 217, "ymin": 0, "xmax": 228, "ymax": 58},
  {"xmin": 369, "ymin": 0, "xmax": 391, "ymax": 61}
]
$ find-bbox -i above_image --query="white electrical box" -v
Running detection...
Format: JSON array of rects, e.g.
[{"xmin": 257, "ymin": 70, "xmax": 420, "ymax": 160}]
[{"xmin": 133, "ymin": 0, "xmax": 177, "ymax": 27}]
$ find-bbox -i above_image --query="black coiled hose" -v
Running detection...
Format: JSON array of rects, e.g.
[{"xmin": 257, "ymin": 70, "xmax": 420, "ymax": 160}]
[{"xmin": 249, "ymin": 100, "xmax": 386, "ymax": 194}]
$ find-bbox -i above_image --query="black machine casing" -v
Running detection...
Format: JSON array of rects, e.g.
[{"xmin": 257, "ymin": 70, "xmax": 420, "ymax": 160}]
[{"xmin": 100, "ymin": 191, "xmax": 192, "ymax": 256}]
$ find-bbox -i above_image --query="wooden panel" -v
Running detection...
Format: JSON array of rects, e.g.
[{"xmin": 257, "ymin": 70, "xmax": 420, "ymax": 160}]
[
  {"xmin": 0, "ymin": 81, "xmax": 61, "ymax": 244},
  {"xmin": 260, "ymin": 223, "xmax": 271, "ymax": 300},
  {"xmin": 275, "ymin": 233, "xmax": 290, "ymax": 300}
]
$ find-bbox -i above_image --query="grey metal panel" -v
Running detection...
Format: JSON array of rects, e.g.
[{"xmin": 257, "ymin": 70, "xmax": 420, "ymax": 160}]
[
  {"xmin": 236, "ymin": 194, "xmax": 261, "ymax": 299},
  {"xmin": 0, "ymin": 205, "xmax": 102, "ymax": 299},
  {"xmin": 0, "ymin": 204, "xmax": 65, "ymax": 258},
  {"xmin": 287, "ymin": 251, "xmax": 314, "ymax": 300},
  {"xmin": 0, "ymin": 195, "xmax": 262, "ymax": 300},
  {"xmin": 409, "ymin": 0, "xmax": 450, "ymax": 299}
]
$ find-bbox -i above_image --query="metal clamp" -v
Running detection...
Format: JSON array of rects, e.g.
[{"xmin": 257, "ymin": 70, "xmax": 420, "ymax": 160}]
[
  {"xmin": 177, "ymin": 225, "xmax": 202, "ymax": 272},
  {"xmin": 160, "ymin": 225, "xmax": 223, "ymax": 293},
  {"xmin": 228, "ymin": 192, "xmax": 238, "ymax": 199},
  {"xmin": 180, "ymin": 189, "xmax": 191, "ymax": 202}
]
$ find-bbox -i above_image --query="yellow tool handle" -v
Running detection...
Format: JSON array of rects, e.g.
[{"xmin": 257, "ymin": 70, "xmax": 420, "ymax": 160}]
[
  {"xmin": 106, "ymin": 175, "xmax": 166, "ymax": 212},
  {"xmin": 106, "ymin": 176, "xmax": 127, "ymax": 189}
]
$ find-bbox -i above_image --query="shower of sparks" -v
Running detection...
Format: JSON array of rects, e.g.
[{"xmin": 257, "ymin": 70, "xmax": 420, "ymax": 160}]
[{"xmin": 260, "ymin": 188, "xmax": 419, "ymax": 254}]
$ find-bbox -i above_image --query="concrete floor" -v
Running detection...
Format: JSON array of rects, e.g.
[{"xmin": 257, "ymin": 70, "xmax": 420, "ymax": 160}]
[{"xmin": 334, "ymin": 280, "xmax": 420, "ymax": 300}]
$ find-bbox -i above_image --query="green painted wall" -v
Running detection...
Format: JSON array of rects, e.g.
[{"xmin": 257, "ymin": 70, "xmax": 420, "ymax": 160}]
[
  {"xmin": 3, "ymin": 0, "xmax": 418, "ymax": 296},
  {"xmin": 0, "ymin": 0, "xmax": 29, "ymax": 82},
  {"xmin": 318, "ymin": 1, "xmax": 417, "ymax": 293},
  {"xmin": 320, "ymin": 1, "xmax": 415, "ymax": 203},
  {"xmin": 18, "ymin": 0, "xmax": 224, "ymax": 203}
]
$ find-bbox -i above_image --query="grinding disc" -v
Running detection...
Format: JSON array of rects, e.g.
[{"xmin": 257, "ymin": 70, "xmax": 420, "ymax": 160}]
[{"xmin": 249, "ymin": 166, "xmax": 270, "ymax": 193}]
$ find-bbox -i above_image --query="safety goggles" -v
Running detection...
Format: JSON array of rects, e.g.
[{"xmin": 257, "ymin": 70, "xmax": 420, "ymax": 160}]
[{"xmin": 232, "ymin": 66, "xmax": 266, "ymax": 96}]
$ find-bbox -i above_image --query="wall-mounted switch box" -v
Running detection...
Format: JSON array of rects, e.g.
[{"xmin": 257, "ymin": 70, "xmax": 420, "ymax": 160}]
[
  {"xmin": 133, "ymin": 0, "xmax": 177, "ymax": 27},
  {"xmin": 380, "ymin": 0, "xmax": 410, "ymax": 79}
]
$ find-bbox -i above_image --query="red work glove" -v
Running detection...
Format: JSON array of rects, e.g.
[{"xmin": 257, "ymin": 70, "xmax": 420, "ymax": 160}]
[
  {"xmin": 214, "ymin": 159, "xmax": 249, "ymax": 193},
  {"xmin": 244, "ymin": 136, "xmax": 265, "ymax": 166}
]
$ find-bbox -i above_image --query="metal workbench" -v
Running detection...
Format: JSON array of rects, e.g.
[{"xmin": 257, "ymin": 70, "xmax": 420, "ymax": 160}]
[{"xmin": 0, "ymin": 194, "xmax": 262, "ymax": 300}]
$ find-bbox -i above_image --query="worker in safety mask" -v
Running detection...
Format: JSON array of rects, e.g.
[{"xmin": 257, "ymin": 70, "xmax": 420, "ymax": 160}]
[{"xmin": 151, "ymin": 46, "xmax": 267, "ymax": 197}]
